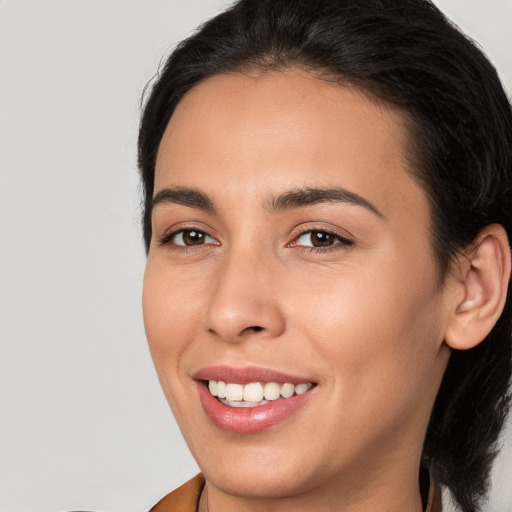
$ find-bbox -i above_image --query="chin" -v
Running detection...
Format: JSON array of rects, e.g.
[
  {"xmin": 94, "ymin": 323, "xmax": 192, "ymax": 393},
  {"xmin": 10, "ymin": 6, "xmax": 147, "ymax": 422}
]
[
  {"xmin": 187, "ymin": 430, "xmax": 333, "ymax": 500},
  {"xmin": 202, "ymin": 461, "xmax": 311, "ymax": 500}
]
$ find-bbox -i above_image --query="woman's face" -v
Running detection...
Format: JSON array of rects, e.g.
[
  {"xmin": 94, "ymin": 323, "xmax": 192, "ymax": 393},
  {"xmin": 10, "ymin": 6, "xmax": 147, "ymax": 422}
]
[{"xmin": 143, "ymin": 70, "xmax": 452, "ymax": 501}]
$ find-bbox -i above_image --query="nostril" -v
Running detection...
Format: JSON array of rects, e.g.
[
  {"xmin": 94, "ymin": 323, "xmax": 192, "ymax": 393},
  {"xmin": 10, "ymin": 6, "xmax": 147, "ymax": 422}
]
[{"xmin": 207, "ymin": 325, "xmax": 265, "ymax": 338}]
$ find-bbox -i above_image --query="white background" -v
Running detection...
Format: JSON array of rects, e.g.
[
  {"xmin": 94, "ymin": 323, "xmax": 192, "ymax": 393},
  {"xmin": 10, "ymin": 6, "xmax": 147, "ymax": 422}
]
[{"xmin": 1, "ymin": 1, "xmax": 511, "ymax": 511}]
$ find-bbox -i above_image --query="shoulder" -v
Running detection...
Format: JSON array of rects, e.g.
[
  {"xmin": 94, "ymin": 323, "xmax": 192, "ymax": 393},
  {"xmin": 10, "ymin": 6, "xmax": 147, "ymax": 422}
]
[{"xmin": 150, "ymin": 474, "xmax": 205, "ymax": 512}]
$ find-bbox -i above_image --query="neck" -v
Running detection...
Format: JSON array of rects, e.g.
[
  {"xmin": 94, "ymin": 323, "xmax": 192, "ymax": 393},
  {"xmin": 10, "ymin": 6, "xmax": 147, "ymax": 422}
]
[{"xmin": 199, "ymin": 463, "xmax": 425, "ymax": 512}]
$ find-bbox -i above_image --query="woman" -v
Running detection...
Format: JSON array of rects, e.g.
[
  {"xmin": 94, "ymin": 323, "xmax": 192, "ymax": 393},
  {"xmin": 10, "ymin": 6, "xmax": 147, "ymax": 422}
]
[{"xmin": 138, "ymin": 1, "xmax": 512, "ymax": 511}]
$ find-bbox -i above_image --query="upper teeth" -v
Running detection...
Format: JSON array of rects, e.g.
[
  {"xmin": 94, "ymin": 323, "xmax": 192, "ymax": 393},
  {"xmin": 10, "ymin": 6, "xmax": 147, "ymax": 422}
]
[{"xmin": 208, "ymin": 380, "xmax": 312, "ymax": 402}]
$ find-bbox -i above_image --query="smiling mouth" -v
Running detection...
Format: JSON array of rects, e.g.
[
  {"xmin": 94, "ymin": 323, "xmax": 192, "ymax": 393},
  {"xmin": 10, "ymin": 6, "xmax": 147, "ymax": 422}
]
[{"xmin": 207, "ymin": 380, "xmax": 315, "ymax": 407}]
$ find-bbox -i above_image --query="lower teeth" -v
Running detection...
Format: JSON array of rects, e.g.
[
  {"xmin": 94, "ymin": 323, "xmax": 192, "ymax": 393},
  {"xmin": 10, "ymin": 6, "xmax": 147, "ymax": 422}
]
[{"xmin": 219, "ymin": 398, "xmax": 270, "ymax": 408}]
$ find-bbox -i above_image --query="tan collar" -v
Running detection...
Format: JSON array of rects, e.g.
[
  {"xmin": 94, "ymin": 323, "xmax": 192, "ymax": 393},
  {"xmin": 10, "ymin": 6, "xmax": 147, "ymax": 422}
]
[{"xmin": 150, "ymin": 474, "xmax": 205, "ymax": 512}]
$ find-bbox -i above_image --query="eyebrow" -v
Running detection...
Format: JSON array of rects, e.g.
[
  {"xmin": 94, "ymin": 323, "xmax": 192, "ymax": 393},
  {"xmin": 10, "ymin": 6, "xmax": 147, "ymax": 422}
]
[
  {"xmin": 152, "ymin": 186, "xmax": 216, "ymax": 213},
  {"xmin": 266, "ymin": 187, "xmax": 384, "ymax": 218},
  {"xmin": 151, "ymin": 185, "xmax": 384, "ymax": 219}
]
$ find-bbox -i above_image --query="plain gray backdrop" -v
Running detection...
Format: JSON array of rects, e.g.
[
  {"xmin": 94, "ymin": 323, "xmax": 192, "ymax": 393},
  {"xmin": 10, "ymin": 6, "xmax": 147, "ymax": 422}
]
[{"xmin": 1, "ymin": 1, "xmax": 511, "ymax": 511}]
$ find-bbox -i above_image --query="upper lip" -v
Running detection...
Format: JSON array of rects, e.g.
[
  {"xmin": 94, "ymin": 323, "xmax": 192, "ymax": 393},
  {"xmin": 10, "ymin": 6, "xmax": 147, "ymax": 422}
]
[{"xmin": 193, "ymin": 365, "xmax": 316, "ymax": 385}]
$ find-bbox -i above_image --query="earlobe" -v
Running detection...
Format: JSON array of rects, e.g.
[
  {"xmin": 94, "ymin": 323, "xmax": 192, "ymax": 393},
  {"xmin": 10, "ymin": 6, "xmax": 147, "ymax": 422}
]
[{"xmin": 445, "ymin": 224, "xmax": 511, "ymax": 351}]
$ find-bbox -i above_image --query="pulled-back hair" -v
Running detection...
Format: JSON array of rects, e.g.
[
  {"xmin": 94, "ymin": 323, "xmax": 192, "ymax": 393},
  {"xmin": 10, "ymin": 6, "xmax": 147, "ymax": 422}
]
[{"xmin": 138, "ymin": 1, "xmax": 512, "ymax": 510}]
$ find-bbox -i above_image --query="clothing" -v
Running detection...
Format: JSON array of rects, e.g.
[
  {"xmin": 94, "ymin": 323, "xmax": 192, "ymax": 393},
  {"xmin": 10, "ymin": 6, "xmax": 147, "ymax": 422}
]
[
  {"xmin": 150, "ymin": 471, "xmax": 442, "ymax": 512},
  {"xmin": 150, "ymin": 474, "xmax": 205, "ymax": 512}
]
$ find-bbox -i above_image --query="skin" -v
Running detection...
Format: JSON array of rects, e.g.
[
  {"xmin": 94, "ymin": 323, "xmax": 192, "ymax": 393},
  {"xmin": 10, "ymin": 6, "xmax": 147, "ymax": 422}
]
[{"xmin": 143, "ymin": 69, "xmax": 457, "ymax": 511}]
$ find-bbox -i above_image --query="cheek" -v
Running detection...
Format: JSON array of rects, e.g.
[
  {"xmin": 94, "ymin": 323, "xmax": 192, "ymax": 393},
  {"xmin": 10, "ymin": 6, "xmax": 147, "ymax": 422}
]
[
  {"xmin": 289, "ymin": 251, "xmax": 443, "ymax": 422},
  {"xmin": 142, "ymin": 261, "xmax": 212, "ymax": 434},
  {"xmin": 142, "ymin": 261, "xmax": 204, "ymax": 383}
]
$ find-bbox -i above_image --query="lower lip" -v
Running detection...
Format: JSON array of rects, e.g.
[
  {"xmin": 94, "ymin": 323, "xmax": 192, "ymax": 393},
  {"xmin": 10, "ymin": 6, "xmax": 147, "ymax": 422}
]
[{"xmin": 197, "ymin": 382, "xmax": 314, "ymax": 433}]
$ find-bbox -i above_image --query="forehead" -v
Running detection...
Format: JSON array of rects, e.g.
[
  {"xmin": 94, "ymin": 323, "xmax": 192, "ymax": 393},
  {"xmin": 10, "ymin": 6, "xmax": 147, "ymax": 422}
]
[{"xmin": 155, "ymin": 69, "xmax": 429, "ymax": 228}]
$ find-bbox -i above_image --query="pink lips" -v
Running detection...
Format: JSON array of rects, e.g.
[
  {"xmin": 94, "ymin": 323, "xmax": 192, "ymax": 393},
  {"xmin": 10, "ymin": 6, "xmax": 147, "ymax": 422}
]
[
  {"xmin": 194, "ymin": 365, "xmax": 314, "ymax": 385},
  {"xmin": 193, "ymin": 365, "xmax": 316, "ymax": 433}
]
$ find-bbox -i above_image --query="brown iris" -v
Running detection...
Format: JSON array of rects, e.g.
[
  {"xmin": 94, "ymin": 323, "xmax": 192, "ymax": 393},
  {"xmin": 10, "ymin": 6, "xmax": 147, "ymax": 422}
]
[
  {"xmin": 182, "ymin": 230, "xmax": 206, "ymax": 245},
  {"xmin": 310, "ymin": 230, "xmax": 336, "ymax": 247}
]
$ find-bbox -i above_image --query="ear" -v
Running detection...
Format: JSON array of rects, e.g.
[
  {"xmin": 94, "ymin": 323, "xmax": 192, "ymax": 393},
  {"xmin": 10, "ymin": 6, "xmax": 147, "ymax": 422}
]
[{"xmin": 444, "ymin": 224, "xmax": 511, "ymax": 350}]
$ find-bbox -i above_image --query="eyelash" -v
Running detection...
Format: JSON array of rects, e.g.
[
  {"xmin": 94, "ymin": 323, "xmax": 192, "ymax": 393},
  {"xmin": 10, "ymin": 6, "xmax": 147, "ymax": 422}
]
[{"xmin": 158, "ymin": 227, "xmax": 354, "ymax": 253}]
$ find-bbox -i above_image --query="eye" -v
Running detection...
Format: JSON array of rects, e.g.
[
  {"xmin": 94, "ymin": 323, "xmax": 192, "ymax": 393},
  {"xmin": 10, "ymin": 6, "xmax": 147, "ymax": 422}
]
[
  {"xmin": 293, "ymin": 230, "xmax": 353, "ymax": 249},
  {"xmin": 162, "ymin": 229, "xmax": 217, "ymax": 247}
]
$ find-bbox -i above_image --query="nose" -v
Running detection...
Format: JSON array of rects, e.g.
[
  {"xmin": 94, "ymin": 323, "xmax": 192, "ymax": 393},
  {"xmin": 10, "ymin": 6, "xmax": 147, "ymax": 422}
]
[{"xmin": 203, "ymin": 249, "xmax": 286, "ymax": 343}]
